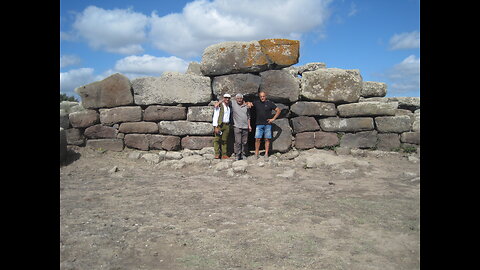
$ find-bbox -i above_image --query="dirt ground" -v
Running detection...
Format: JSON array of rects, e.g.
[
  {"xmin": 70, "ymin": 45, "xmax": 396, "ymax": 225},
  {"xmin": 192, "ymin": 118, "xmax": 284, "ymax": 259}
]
[{"xmin": 60, "ymin": 146, "xmax": 420, "ymax": 270}]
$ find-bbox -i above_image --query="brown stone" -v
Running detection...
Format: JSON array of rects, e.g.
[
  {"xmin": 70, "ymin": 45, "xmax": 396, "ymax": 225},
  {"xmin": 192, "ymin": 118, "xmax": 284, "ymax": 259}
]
[
  {"xmin": 143, "ymin": 105, "xmax": 187, "ymax": 121},
  {"xmin": 68, "ymin": 110, "xmax": 99, "ymax": 128},
  {"xmin": 84, "ymin": 124, "xmax": 118, "ymax": 139},
  {"xmin": 75, "ymin": 73, "xmax": 133, "ymax": 109},
  {"xmin": 294, "ymin": 132, "xmax": 315, "ymax": 150},
  {"xmin": 181, "ymin": 136, "xmax": 214, "ymax": 150},
  {"xmin": 119, "ymin": 122, "xmax": 158, "ymax": 134}
]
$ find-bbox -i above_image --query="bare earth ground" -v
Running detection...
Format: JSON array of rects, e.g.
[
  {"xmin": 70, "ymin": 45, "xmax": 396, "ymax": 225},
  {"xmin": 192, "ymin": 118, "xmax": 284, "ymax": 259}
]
[{"xmin": 60, "ymin": 146, "xmax": 420, "ymax": 270}]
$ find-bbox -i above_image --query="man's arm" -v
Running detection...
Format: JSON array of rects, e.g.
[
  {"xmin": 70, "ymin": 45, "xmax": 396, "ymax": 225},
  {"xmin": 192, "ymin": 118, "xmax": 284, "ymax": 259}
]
[{"xmin": 267, "ymin": 107, "xmax": 281, "ymax": 124}]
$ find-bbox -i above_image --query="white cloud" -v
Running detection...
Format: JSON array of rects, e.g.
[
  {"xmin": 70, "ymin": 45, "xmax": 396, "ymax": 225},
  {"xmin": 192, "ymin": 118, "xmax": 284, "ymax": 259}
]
[
  {"xmin": 149, "ymin": 0, "xmax": 333, "ymax": 58},
  {"xmin": 389, "ymin": 30, "xmax": 420, "ymax": 50},
  {"xmin": 72, "ymin": 6, "xmax": 149, "ymax": 54},
  {"xmin": 60, "ymin": 54, "xmax": 81, "ymax": 68},
  {"xmin": 385, "ymin": 55, "xmax": 420, "ymax": 96},
  {"xmin": 60, "ymin": 68, "xmax": 104, "ymax": 95},
  {"xmin": 113, "ymin": 54, "xmax": 189, "ymax": 78}
]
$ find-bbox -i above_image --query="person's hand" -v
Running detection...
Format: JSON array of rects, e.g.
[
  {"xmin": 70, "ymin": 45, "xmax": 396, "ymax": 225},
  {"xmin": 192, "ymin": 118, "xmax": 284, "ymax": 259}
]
[
  {"xmin": 267, "ymin": 118, "xmax": 274, "ymax": 124},
  {"xmin": 248, "ymin": 126, "xmax": 252, "ymax": 132},
  {"xmin": 214, "ymin": 127, "xmax": 220, "ymax": 134},
  {"xmin": 214, "ymin": 101, "xmax": 221, "ymax": 108},
  {"xmin": 246, "ymin": 102, "xmax": 253, "ymax": 108}
]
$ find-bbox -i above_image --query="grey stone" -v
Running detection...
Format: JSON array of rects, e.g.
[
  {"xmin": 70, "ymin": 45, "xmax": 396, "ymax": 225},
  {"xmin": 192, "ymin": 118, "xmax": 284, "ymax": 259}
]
[
  {"xmin": 271, "ymin": 118, "xmax": 293, "ymax": 153},
  {"xmin": 212, "ymin": 73, "xmax": 261, "ymax": 99},
  {"xmin": 99, "ymin": 106, "xmax": 142, "ymax": 125},
  {"xmin": 119, "ymin": 122, "xmax": 159, "ymax": 134},
  {"xmin": 132, "ymin": 72, "xmax": 212, "ymax": 105},
  {"xmin": 181, "ymin": 136, "xmax": 214, "ymax": 150},
  {"xmin": 149, "ymin": 135, "xmax": 181, "ymax": 151},
  {"xmin": 259, "ymin": 69, "xmax": 300, "ymax": 103},
  {"xmin": 318, "ymin": 117, "xmax": 374, "ymax": 132},
  {"xmin": 86, "ymin": 139, "xmax": 124, "ymax": 151},
  {"xmin": 340, "ymin": 131, "xmax": 378, "ymax": 149},
  {"xmin": 290, "ymin": 116, "xmax": 320, "ymax": 134},
  {"xmin": 301, "ymin": 68, "xmax": 362, "ymax": 103},
  {"xmin": 361, "ymin": 81, "xmax": 387, "ymax": 97},
  {"xmin": 65, "ymin": 128, "xmax": 85, "ymax": 146},
  {"xmin": 337, "ymin": 102, "xmax": 397, "ymax": 117},
  {"xmin": 60, "ymin": 101, "xmax": 81, "ymax": 113},
  {"xmin": 187, "ymin": 106, "xmax": 214, "ymax": 122},
  {"xmin": 142, "ymin": 153, "xmax": 160, "ymax": 164},
  {"xmin": 60, "ymin": 109, "xmax": 70, "ymax": 129},
  {"xmin": 143, "ymin": 105, "xmax": 187, "ymax": 121},
  {"xmin": 68, "ymin": 110, "xmax": 99, "ymax": 128},
  {"xmin": 60, "ymin": 128, "xmax": 67, "ymax": 162},
  {"xmin": 412, "ymin": 109, "xmax": 420, "ymax": 132},
  {"xmin": 377, "ymin": 133, "xmax": 401, "ymax": 151},
  {"xmin": 375, "ymin": 115, "xmax": 412, "ymax": 133},
  {"xmin": 84, "ymin": 124, "xmax": 118, "ymax": 139},
  {"xmin": 290, "ymin": 101, "xmax": 337, "ymax": 116},
  {"xmin": 185, "ymin": 61, "xmax": 202, "ymax": 76},
  {"xmin": 75, "ymin": 73, "xmax": 133, "ymax": 109},
  {"xmin": 294, "ymin": 132, "xmax": 315, "ymax": 150},
  {"xmin": 400, "ymin": 132, "xmax": 420, "ymax": 145},
  {"xmin": 124, "ymin": 134, "xmax": 150, "ymax": 151},
  {"xmin": 232, "ymin": 160, "xmax": 248, "ymax": 173},
  {"xmin": 158, "ymin": 121, "xmax": 213, "ymax": 136},
  {"xmin": 314, "ymin": 131, "xmax": 339, "ymax": 148}
]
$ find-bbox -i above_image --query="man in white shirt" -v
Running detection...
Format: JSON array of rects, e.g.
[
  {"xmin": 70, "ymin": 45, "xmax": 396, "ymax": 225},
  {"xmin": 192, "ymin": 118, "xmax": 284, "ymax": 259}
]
[{"xmin": 212, "ymin": 94, "xmax": 232, "ymax": 159}]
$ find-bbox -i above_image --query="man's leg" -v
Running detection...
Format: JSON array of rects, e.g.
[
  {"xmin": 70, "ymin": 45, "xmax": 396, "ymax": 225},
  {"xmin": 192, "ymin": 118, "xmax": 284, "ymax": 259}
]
[
  {"xmin": 264, "ymin": 125, "xmax": 272, "ymax": 157},
  {"xmin": 213, "ymin": 133, "xmax": 221, "ymax": 158},
  {"xmin": 264, "ymin": 139, "xmax": 270, "ymax": 157},
  {"xmin": 241, "ymin": 128, "xmax": 248, "ymax": 158},
  {"xmin": 254, "ymin": 125, "xmax": 264, "ymax": 157},
  {"xmin": 233, "ymin": 127, "xmax": 242, "ymax": 159},
  {"xmin": 221, "ymin": 124, "xmax": 230, "ymax": 158}
]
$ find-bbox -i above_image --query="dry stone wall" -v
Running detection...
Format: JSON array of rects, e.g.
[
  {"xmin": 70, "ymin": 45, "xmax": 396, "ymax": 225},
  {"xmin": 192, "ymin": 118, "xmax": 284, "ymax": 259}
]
[{"xmin": 60, "ymin": 38, "xmax": 420, "ymax": 157}]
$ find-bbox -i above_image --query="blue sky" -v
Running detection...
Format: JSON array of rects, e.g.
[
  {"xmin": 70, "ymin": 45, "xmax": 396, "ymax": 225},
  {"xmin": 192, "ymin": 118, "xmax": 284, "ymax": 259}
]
[{"xmin": 60, "ymin": 0, "xmax": 420, "ymax": 100}]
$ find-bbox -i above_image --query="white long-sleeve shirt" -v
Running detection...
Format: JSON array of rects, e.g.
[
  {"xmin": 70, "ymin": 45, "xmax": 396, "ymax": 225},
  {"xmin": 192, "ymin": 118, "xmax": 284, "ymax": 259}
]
[{"xmin": 212, "ymin": 102, "xmax": 231, "ymax": 127}]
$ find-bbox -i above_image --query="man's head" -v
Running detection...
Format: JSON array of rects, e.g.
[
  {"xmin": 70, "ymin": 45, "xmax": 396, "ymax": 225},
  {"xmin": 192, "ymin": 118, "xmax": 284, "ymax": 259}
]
[
  {"xmin": 235, "ymin": 93, "xmax": 244, "ymax": 105},
  {"xmin": 259, "ymin": 91, "xmax": 267, "ymax": 102},
  {"xmin": 223, "ymin": 93, "xmax": 231, "ymax": 104}
]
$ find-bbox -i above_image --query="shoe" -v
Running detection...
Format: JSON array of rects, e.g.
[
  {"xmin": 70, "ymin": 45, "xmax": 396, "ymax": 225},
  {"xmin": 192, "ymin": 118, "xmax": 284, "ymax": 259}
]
[
  {"xmin": 214, "ymin": 155, "xmax": 221, "ymax": 159},
  {"xmin": 264, "ymin": 155, "xmax": 269, "ymax": 161},
  {"xmin": 236, "ymin": 154, "xmax": 242, "ymax": 161},
  {"xmin": 241, "ymin": 154, "xmax": 247, "ymax": 160},
  {"xmin": 222, "ymin": 155, "xmax": 229, "ymax": 159}
]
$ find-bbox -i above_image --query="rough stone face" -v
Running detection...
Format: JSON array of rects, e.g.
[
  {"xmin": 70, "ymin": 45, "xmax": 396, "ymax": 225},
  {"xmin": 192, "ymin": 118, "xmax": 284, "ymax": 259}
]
[
  {"xmin": 314, "ymin": 131, "xmax": 339, "ymax": 148},
  {"xmin": 60, "ymin": 128, "xmax": 67, "ymax": 162},
  {"xmin": 290, "ymin": 101, "xmax": 337, "ymax": 117},
  {"xmin": 143, "ymin": 105, "xmax": 187, "ymax": 121},
  {"xmin": 271, "ymin": 118, "xmax": 293, "ymax": 153},
  {"xmin": 337, "ymin": 102, "xmax": 397, "ymax": 117},
  {"xmin": 132, "ymin": 72, "xmax": 212, "ymax": 105},
  {"xmin": 377, "ymin": 133, "xmax": 401, "ymax": 150},
  {"xmin": 150, "ymin": 135, "xmax": 181, "ymax": 151},
  {"xmin": 119, "ymin": 122, "xmax": 159, "ymax": 134},
  {"xmin": 259, "ymin": 69, "xmax": 300, "ymax": 103},
  {"xmin": 65, "ymin": 128, "xmax": 85, "ymax": 146},
  {"xmin": 181, "ymin": 136, "xmax": 214, "ymax": 150},
  {"xmin": 124, "ymin": 134, "xmax": 150, "ymax": 150},
  {"xmin": 318, "ymin": 117, "xmax": 374, "ymax": 132},
  {"xmin": 400, "ymin": 132, "xmax": 420, "ymax": 145},
  {"xmin": 294, "ymin": 132, "xmax": 315, "ymax": 150},
  {"xmin": 99, "ymin": 106, "xmax": 142, "ymax": 125},
  {"xmin": 375, "ymin": 115, "xmax": 412, "ymax": 133},
  {"xmin": 290, "ymin": 116, "xmax": 320, "ymax": 134},
  {"xmin": 84, "ymin": 124, "xmax": 118, "ymax": 139},
  {"xmin": 75, "ymin": 73, "xmax": 133, "ymax": 109},
  {"xmin": 200, "ymin": 39, "xmax": 299, "ymax": 76},
  {"xmin": 361, "ymin": 81, "xmax": 387, "ymax": 98},
  {"xmin": 212, "ymin": 73, "xmax": 261, "ymax": 99},
  {"xmin": 60, "ymin": 110, "xmax": 70, "ymax": 129},
  {"xmin": 412, "ymin": 109, "xmax": 420, "ymax": 132},
  {"xmin": 185, "ymin": 61, "xmax": 202, "ymax": 75},
  {"xmin": 86, "ymin": 139, "xmax": 124, "ymax": 151},
  {"xmin": 187, "ymin": 106, "xmax": 214, "ymax": 122},
  {"xmin": 158, "ymin": 121, "xmax": 213, "ymax": 136},
  {"xmin": 340, "ymin": 131, "xmax": 378, "ymax": 149},
  {"xmin": 68, "ymin": 110, "xmax": 99, "ymax": 128},
  {"xmin": 301, "ymin": 68, "xmax": 362, "ymax": 103}
]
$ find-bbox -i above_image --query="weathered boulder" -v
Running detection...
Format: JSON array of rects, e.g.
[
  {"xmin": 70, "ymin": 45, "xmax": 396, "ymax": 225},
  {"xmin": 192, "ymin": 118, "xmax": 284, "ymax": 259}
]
[
  {"xmin": 99, "ymin": 106, "xmax": 142, "ymax": 125},
  {"xmin": 60, "ymin": 127, "xmax": 67, "ymax": 162},
  {"xmin": 337, "ymin": 102, "xmax": 397, "ymax": 117},
  {"xmin": 271, "ymin": 118, "xmax": 293, "ymax": 153},
  {"xmin": 185, "ymin": 61, "xmax": 202, "ymax": 76},
  {"xmin": 143, "ymin": 105, "xmax": 187, "ymax": 121},
  {"xmin": 361, "ymin": 81, "xmax": 387, "ymax": 97},
  {"xmin": 359, "ymin": 97, "xmax": 420, "ymax": 112},
  {"xmin": 375, "ymin": 115, "xmax": 412, "ymax": 133},
  {"xmin": 124, "ymin": 134, "xmax": 149, "ymax": 150},
  {"xmin": 259, "ymin": 69, "xmax": 300, "ymax": 103},
  {"xmin": 340, "ymin": 131, "xmax": 378, "ymax": 149},
  {"xmin": 294, "ymin": 132, "xmax": 315, "ymax": 150},
  {"xmin": 212, "ymin": 73, "xmax": 261, "ymax": 99},
  {"xmin": 290, "ymin": 101, "xmax": 337, "ymax": 116},
  {"xmin": 377, "ymin": 133, "xmax": 401, "ymax": 151},
  {"xmin": 181, "ymin": 136, "xmax": 214, "ymax": 150},
  {"xmin": 290, "ymin": 116, "xmax": 320, "ymax": 134},
  {"xmin": 65, "ymin": 128, "xmax": 85, "ymax": 146},
  {"xmin": 158, "ymin": 121, "xmax": 213, "ymax": 136},
  {"xmin": 285, "ymin": 62, "xmax": 326, "ymax": 77},
  {"xmin": 75, "ymin": 73, "xmax": 133, "ymax": 109},
  {"xmin": 60, "ymin": 109, "xmax": 70, "ymax": 129},
  {"xmin": 84, "ymin": 124, "xmax": 118, "ymax": 139},
  {"xmin": 187, "ymin": 106, "xmax": 214, "ymax": 122},
  {"xmin": 318, "ymin": 117, "xmax": 374, "ymax": 132},
  {"xmin": 301, "ymin": 68, "xmax": 362, "ymax": 103},
  {"xmin": 294, "ymin": 131, "xmax": 339, "ymax": 150},
  {"xmin": 400, "ymin": 131, "xmax": 420, "ymax": 145},
  {"xmin": 412, "ymin": 109, "xmax": 420, "ymax": 132},
  {"xmin": 68, "ymin": 110, "xmax": 99, "ymax": 128},
  {"xmin": 124, "ymin": 134, "xmax": 181, "ymax": 151},
  {"xmin": 200, "ymin": 39, "xmax": 299, "ymax": 76},
  {"xmin": 86, "ymin": 139, "xmax": 124, "ymax": 151},
  {"xmin": 132, "ymin": 72, "xmax": 212, "ymax": 105},
  {"xmin": 119, "ymin": 122, "xmax": 158, "ymax": 134}
]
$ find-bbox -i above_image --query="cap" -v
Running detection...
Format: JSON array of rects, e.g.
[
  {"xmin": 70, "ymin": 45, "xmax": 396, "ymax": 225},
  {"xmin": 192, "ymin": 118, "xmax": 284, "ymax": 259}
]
[{"xmin": 223, "ymin": 93, "xmax": 231, "ymax": 98}]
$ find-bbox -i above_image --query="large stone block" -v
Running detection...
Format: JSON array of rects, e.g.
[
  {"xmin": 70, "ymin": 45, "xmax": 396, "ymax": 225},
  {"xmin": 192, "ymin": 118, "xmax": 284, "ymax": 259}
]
[
  {"xmin": 124, "ymin": 134, "xmax": 150, "ymax": 150},
  {"xmin": 65, "ymin": 128, "xmax": 85, "ymax": 146},
  {"xmin": 86, "ymin": 139, "xmax": 124, "ymax": 151},
  {"xmin": 377, "ymin": 133, "xmax": 401, "ymax": 151},
  {"xmin": 294, "ymin": 132, "xmax": 315, "ymax": 150},
  {"xmin": 75, "ymin": 73, "xmax": 133, "ymax": 109},
  {"xmin": 143, "ymin": 105, "xmax": 187, "ymax": 121},
  {"xmin": 84, "ymin": 124, "xmax": 118, "ymax": 139},
  {"xmin": 290, "ymin": 101, "xmax": 337, "ymax": 116},
  {"xmin": 337, "ymin": 102, "xmax": 397, "ymax": 117},
  {"xmin": 375, "ymin": 115, "xmax": 412, "ymax": 133},
  {"xmin": 212, "ymin": 73, "xmax": 261, "ymax": 99},
  {"xmin": 68, "ymin": 110, "xmax": 99, "ymax": 128},
  {"xmin": 60, "ymin": 128, "xmax": 67, "ymax": 162},
  {"xmin": 271, "ymin": 118, "xmax": 293, "ymax": 153},
  {"xmin": 400, "ymin": 131, "xmax": 420, "ymax": 145},
  {"xmin": 158, "ymin": 121, "xmax": 213, "ymax": 136},
  {"xmin": 290, "ymin": 116, "xmax": 320, "ymax": 134},
  {"xmin": 301, "ymin": 68, "xmax": 362, "ymax": 103},
  {"xmin": 294, "ymin": 131, "xmax": 339, "ymax": 150},
  {"xmin": 181, "ymin": 136, "xmax": 214, "ymax": 150},
  {"xmin": 361, "ymin": 81, "xmax": 387, "ymax": 98},
  {"xmin": 119, "ymin": 122, "xmax": 158, "ymax": 134},
  {"xmin": 99, "ymin": 106, "xmax": 142, "ymax": 125},
  {"xmin": 318, "ymin": 117, "xmax": 374, "ymax": 132},
  {"xmin": 340, "ymin": 131, "xmax": 377, "ymax": 149},
  {"xmin": 200, "ymin": 39, "xmax": 299, "ymax": 76},
  {"xmin": 259, "ymin": 70, "xmax": 300, "ymax": 103},
  {"xmin": 132, "ymin": 72, "xmax": 212, "ymax": 105},
  {"xmin": 187, "ymin": 106, "xmax": 214, "ymax": 122},
  {"xmin": 150, "ymin": 135, "xmax": 181, "ymax": 151}
]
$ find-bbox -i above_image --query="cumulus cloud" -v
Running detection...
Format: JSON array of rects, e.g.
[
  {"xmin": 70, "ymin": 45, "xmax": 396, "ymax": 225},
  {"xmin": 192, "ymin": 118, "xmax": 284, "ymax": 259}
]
[
  {"xmin": 113, "ymin": 54, "xmax": 189, "ymax": 78},
  {"xmin": 60, "ymin": 68, "xmax": 104, "ymax": 95},
  {"xmin": 389, "ymin": 30, "xmax": 420, "ymax": 50},
  {"xmin": 60, "ymin": 55, "xmax": 81, "ymax": 68},
  {"xmin": 385, "ymin": 55, "xmax": 420, "ymax": 96},
  {"xmin": 72, "ymin": 6, "xmax": 149, "ymax": 54}
]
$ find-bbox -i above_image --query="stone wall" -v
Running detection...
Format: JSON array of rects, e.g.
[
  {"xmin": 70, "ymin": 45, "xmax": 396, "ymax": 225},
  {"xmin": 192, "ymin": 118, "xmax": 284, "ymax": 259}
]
[{"xmin": 60, "ymin": 38, "xmax": 420, "ymax": 156}]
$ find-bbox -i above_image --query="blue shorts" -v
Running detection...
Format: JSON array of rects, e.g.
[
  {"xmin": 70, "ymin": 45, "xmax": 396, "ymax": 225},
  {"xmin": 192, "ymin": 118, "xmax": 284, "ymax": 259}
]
[{"xmin": 255, "ymin": 125, "xmax": 272, "ymax": 139}]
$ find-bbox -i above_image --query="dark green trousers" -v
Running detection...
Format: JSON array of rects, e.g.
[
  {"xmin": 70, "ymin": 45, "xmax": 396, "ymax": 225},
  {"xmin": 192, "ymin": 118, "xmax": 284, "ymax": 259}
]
[{"xmin": 213, "ymin": 123, "xmax": 231, "ymax": 156}]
